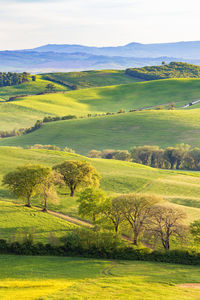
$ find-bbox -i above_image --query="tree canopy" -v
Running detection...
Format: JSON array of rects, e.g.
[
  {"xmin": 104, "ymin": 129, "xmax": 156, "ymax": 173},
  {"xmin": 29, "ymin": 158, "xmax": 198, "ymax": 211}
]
[
  {"xmin": 3, "ymin": 164, "xmax": 49, "ymax": 207},
  {"xmin": 53, "ymin": 160, "xmax": 101, "ymax": 196}
]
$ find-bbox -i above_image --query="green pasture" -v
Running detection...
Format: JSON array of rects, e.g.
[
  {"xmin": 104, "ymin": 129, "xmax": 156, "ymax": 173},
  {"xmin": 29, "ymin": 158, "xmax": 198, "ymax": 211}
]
[
  {"xmin": 2, "ymin": 108, "xmax": 200, "ymax": 154},
  {"xmin": 0, "ymin": 75, "xmax": 67, "ymax": 101},
  {"xmin": 42, "ymin": 69, "xmax": 141, "ymax": 89},
  {"xmin": 0, "ymin": 200, "xmax": 75, "ymax": 243},
  {"xmin": 0, "ymin": 147, "xmax": 200, "ymax": 222},
  {"xmin": 0, "ymin": 256, "xmax": 199, "ymax": 299},
  {"xmin": 1, "ymin": 78, "xmax": 200, "ymax": 130}
]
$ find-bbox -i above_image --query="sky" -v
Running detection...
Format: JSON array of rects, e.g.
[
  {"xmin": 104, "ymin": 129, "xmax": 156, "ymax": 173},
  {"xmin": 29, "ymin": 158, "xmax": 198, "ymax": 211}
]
[{"xmin": 0, "ymin": 0, "xmax": 200, "ymax": 50}]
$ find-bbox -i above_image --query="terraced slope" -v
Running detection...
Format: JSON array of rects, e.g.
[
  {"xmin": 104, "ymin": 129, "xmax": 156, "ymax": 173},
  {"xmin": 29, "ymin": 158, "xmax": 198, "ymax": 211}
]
[
  {"xmin": 0, "ymin": 147, "xmax": 200, "ymax": 221},
  {"xmin": 2, "ymin": 109, "xmax": 200, "ymax": 154},
  {"xmin": 1, "ymin": 78, "xmax": 200, "ymax": 130}
]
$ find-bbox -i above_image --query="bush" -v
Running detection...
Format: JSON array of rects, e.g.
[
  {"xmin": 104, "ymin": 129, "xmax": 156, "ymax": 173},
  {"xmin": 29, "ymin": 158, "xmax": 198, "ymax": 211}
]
[
  {"xmin": 0, "ymin": 236, "xmax": 200, "ymax": 265},
  {"xmin": 28, "ymin": 144, "xmax": 61, "ymax": 151}
]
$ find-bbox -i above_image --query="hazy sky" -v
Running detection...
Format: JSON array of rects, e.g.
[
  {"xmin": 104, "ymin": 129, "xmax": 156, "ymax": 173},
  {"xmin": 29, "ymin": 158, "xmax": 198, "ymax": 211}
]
[{"xmin": 1, "ymin": 0, "xmax": 200, "ymax": 50}]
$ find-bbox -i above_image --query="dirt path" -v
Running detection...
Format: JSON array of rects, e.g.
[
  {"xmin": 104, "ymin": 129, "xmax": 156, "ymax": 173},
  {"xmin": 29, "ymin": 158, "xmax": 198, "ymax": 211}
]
[{"xmin": 47, "ymin": 209, "xmax": 93, "ymax": 228}]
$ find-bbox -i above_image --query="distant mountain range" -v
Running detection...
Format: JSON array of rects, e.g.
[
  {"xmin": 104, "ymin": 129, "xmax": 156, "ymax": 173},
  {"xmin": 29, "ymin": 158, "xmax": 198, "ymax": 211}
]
[
  {"xmin": 1, "ymin": 41, "xmax": 200, "ymax": 73},
  {"xmin": 33, "ymin": 41, "xmax": 200, "ymax": 59}
]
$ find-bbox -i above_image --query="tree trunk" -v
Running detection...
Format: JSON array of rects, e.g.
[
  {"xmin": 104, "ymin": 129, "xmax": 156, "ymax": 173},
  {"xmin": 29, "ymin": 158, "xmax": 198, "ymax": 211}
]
[
  {"xmin": 114, "ymin": 224, "xmax": 119, "ymax": 233},
  {"xmin": 26, "ymin": 195, "xmax": 31, "ymax": 207},
  {"xmin": 43, "ymin": 195, "xmax": 47, "ymax": 212},
  {"xmin": 70, "ymin": 186, "xmax": 74, "ymax": 197},
  {"xmin": 162, "ymin": 238, "xmax": 170, "ymax": 250},
  {"xmin": 133, "ymin": 230, "xmax": 139, "ymax": 245}
]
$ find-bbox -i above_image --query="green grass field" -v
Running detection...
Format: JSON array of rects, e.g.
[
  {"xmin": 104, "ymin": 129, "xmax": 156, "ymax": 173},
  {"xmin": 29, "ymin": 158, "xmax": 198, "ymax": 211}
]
[
  {"xmin": 0, "ymin": 147, "xmax": 200, "ymax": 222},
  {"xmin": 0, "ymin": 201, "xmax": 75, "ymax": 243},
  {"xmin": 2, "ymin": 108, "xmax": 200, "ymax": 154},
  {"xmin": 1, "ymin": 78, "xmax": 200, "ymax": 130},
  {"xmin": 0, "ymin": 75, "xmax": 68, "ymax": 101},
  {"xmin": 0, "ymin": 255, "xmax": 200, "ymax": 299},
  {"xmin": 42, "ymin": 69, "xmax": 142, "ymax": 89}
]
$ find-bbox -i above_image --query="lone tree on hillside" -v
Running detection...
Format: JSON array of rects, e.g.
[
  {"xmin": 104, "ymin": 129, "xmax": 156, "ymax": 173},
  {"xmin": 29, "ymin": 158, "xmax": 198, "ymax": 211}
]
[
  {"xmin": 116, "ymin": 193, "xmax": 161, "ymax": 245},
  {"xmin": 78, "ymin": 188, "xmax": 105, "ymax": 222},
  {"xmin": 53, "ymin": 160, "xmax": 101, "ymax": 197},
  {"xmin": 3, "ymin": 165, "xmax": 49, "ymax": 207},
  {"xmin": 148, "ymin": 206, "xmax": 187, "ymax": 250},
  {"xmin": 45, "ymin": 83, "xmax": 56, "ymax": 93}
]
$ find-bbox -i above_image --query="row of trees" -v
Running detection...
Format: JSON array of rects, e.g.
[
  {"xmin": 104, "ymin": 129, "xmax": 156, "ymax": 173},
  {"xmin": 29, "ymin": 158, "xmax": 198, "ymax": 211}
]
[
  {"xmin": 78, "ymin": 189, "xmax": 187, "ymax": 250},
  {"xmin": 0, "ymin": 72, "xmax": 29, "ymax": 87},
  {"xmin": 88, "ymin": 144, "xmax": 200, "ymax": 170},
  {"xmin": 3, "ymin": 160, "xmax": 200, "ymax": 252}
]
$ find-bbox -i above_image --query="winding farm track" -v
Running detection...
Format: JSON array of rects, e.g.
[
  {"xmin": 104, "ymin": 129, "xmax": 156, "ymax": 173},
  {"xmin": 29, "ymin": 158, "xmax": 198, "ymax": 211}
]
[
  {"xmin": 45, "ymin": 208, "xmax": 133, "ymax": 243},
  {"xmin": 47, "ymin": 209, "xmax": 93, "ymax": 228}
]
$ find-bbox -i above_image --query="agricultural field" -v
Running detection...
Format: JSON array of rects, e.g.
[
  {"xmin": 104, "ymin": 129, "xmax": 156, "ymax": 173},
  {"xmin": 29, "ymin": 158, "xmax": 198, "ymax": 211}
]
[
  {"xmin": 41, "ymin": 69, "xmax": 141, "ymax": 89},
  {"xmin": 1, "ymin": 77, "xmax": 200, "ymax": 130},
  {"xmin": 0, "ymin": 256, "xmax": 200, "ymax": 299},
  {"xmin": 2, "ymin": 108, "xmax": 200, "ymax": 154},
  {"xmin": 1, "ymin": 65, "xmax": 200, "ymax": 299}
]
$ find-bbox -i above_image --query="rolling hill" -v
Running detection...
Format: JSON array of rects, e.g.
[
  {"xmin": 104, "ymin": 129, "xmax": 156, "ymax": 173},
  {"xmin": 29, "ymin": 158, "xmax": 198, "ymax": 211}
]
[
  {"xmin": 41, "ymin": 69, "xmax": 141, "ymax": 89},
  {"xmin": 0, "ymin": 147, "xmax": 200, "ymax": 222},
  {"xmin": 2, "ymin": 109, "xmax": 200, "ymax": 154},
  {"xmin": 1, "ymin": 78, "xmax": 200, "ymax": 130}
]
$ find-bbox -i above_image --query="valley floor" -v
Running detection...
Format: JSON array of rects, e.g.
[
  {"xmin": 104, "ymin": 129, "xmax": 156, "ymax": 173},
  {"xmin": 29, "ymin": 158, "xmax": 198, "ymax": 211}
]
[{"xmin": 0, "ymin": 255, "xmax": 200, "ymax": 299}]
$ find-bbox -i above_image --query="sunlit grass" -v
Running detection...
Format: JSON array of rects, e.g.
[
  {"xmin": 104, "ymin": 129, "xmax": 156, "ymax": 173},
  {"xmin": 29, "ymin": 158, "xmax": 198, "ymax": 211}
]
[{"xmin": 0, "ymin": 256, "xmax": 200, "ymax": 300}]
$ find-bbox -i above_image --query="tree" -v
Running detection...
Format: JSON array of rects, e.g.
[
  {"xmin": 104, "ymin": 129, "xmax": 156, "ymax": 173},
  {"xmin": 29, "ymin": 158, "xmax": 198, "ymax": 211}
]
[
  {"xmin": 190, "ymin": 220, "xmax": 200, "ymax": 243},
  {"xmin": 100, "ymin": 197, "xmax": 125, "ymax": 233},
  {"xmin": 87, "ymin": 150, "xmax": 102, "ymax": 158},
  {"xmin": 45, "ymin": 83, "xmax": 56, "ymax": 93},
  {"xmin": 78, "ymin": 188, "xmax": 105, "ymax": 222},
  {"xmin": 148, "ymin": 206, "xmax": 187, "ymax": 250},
  {"xmin": 38, "ymin": 169, "xmax": 64, "ymax": 211},
  {"xmin": 32, "ymin": 75, "xmax": 36, "ymax": 81},
  {"xmin": 113, "ymin": 150, "xmax": 131, "ymax": 161},
  {"xmin": 53, "ymin": 160, "xmax": 101, "ymax": 197},
  {"xmin": 117, "ymin": 193, "xmax": 161, "ymax": 245},
  {"xmin": 3, "ymin": 165, "xmax": 48, "ymax": 207}
]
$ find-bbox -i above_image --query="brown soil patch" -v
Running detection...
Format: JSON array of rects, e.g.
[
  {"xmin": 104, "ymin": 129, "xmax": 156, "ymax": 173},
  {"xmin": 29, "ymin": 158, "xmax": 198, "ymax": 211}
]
[{"xmin": 178, "ymin": 283, "xmax": 200, "ymax": 289}]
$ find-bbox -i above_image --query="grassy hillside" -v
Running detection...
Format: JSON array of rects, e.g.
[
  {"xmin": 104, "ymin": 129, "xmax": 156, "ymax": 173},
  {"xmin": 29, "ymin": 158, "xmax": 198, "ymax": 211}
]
[
  {"xmin": 42, "ymin": 69, "xmax": 142, "ymax": 89},
  {"xmin": 2, "ymin": 109, "xmax": 200, "ymax": 154},
  {"xmin": 0, "ymin": 147, "xmax": 200, "ymax": 221},
  {"xmin": 0, "ymin": 256, "xmax": 200, "ymax": 299},
  {"xmin": 0, "ymin": 201, "xmax": 74, "ymax": 242},
  {"xmin": 126, "ymin": 62, "xmax": 200, "ymax": 80},
  {"xmin": 0, "ymin": 75, "xmax": 68, "ymax": 101},
  {"xmin": 1, "ymin": 78, "xmax": 200, "ymax": 130}
]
